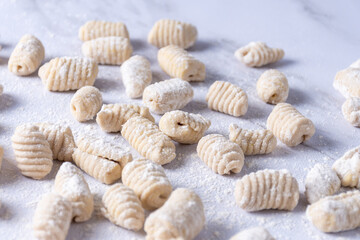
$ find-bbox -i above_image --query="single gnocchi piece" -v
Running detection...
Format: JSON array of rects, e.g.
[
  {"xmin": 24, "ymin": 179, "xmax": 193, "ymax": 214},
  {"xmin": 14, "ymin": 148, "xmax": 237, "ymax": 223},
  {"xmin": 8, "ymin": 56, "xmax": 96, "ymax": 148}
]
[
  {"xmin": 54, "ymin": 162, "xmax": 94, "ymax": 222},
  {"xmin": 144, "ymin": 188, "xmax": 205, "ymax": 240},
  {"xmin": 158, "ymin": 45, "xmax": 205, "ymax": 82},
  {"xmin": 206, "ymin": 81, "xmax": 248, "ymax": 117},
  {"xmin": 159, "ymin": 110, "xmax": 211, "ymax": 144},
  {"xmin": 70, "ymin": 86, "xmax": 102, "ymax": 122},
  {"xmin": 234, "ymin": 42, "xmax": 284, "ymax": 67},
  {"xmin": 122, "ymin": 158, "xmax": 172, "ymax": 210},
  {"xmin": 96, "ymin": 103, "xmax": 155, "ymax": 133},
  {"xmin": 230, "ymin": 227, "xmax": 275, "ymax": 240},
  {"xmin": 72, "ymin": 148, "xmax": 121, "ymax": 184},
  {"xmin": 121, "ymin": 55, "xmax": 152, "ymax": 98},
  {"xmin": 257, "ymin": 69, "xmax": 289, "ymax": 104},
  {"xmin": 305, "ymin": 163, "xmax": 340, "ymax": 204},
  {"xmin": 235, "ymin": 169, "xmax": 299, "ymax": 211},
  {"xmin": 121, "ymin": 116, "xmax": 176, "ymax": 165},
  {"xmin": 143, "ymin": 78, "xmax": 194, "ymax": 114},
  {"xmin": 36, "ymin": 122, "xmax": 76, "ymax": 162},
  {"xmin": 82, "ymin": 36, "xmax": 132, "ymax": 65},
  {"xmin": 79, "ymin": 20, "xmax": 129, "ymax": 41},
  {"xmin": 148, "ymin": 19, "xmax": 197, "ymax": 49},
  {"xmin": 333, "ymin": 61, "xmax": 360, "ymax": 98},
  {"xmin": 8, "ymin": 34, "xmax": 45, "ymax": 76},
  {"xmin": 39, "ymin": 57, "xmax": 98, "ymax": 92},
  {"xmin": 197, "ymin": 134, "xmax": 244, "ymax": 175},
  {"xmin": 102, "ymin": 183, "xmax": 145, "ymax": 231},
  {"xmin": 229, "ymin": 124, "xmax": 277, "ymax": 155},
  {"xmin": 306, "ymin": 191, "xmax": 360, "ymax": 232},
  {"xmin": 266, "ymin": 103, "xmax": 315, "ymax": 146},
  {"xmin": 342, "ymin": 97, "xmax": 360, "ymax": 127},
  {"xmin": 332, "ymin": 146, "xmax": 360, "ymax": 188},
  {"xmin": 76, "ymin": 134, "xmax": 132, "ymax": 169},
  {"xmin": 33, "ymin": 193, "xmax": 72, "ymax": 240},
  {"xmin": 11, "ymin": 124, "xmax": 53, "ymax": 179}
]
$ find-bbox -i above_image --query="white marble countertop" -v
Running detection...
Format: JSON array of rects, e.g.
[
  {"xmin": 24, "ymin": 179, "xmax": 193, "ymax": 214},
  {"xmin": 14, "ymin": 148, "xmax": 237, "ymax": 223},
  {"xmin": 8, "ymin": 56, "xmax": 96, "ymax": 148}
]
[{"xmin": 0, "ymin": 0, "xmax": 360, "ymax": 239}]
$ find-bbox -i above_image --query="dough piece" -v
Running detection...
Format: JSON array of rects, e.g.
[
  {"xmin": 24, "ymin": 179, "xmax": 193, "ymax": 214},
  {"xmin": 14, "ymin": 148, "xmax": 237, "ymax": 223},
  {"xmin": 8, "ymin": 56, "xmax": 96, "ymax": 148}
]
[
  {"xmin": 159, "ymin": 110, "xmax": 211, "ymax": 144},
  {"xmin": 70, "ymin": 86, "xmax": 102, "ymax": 122},
  {"xmin": 0, "ymin": 146, "xmax": 3, "ymax": 170},
  {"xmin": 342, "ymin": 97, "xmax": 360, "ymax": 127},
  {"xmin": 11, "ymin": 124, "xmax": 53, "ymax": 179},
  {"xmin": 79, "ymin": 20, "xmax": 129, "ymax": 41},
  {"xmin": 157, "ymin": 45, "xmax": 205, "ymax": 81},
  {"xmin": 54, "ymin": 162, "xmax": 94, "ymax": 222},
  {"xmin": 266, "ymin": 103, "xmax": 315, "ymax": 146},
  {"xmin": 36, "ymin": 122, "xmax": 75, "ymax": 161},
  {"xmin": 234, "ymin": 42, "xmax": 284, "ymax": 67},
  {"xmin": 148, "ymin": 19, "xmax": 197, "ymax": 49},
  {"xmin": 121, "ymin": 55, "xmax": 152, "ymax": 98},
  {"xmin": 102, "ymin": 183, "xmax": 145, "ymax": 231},
  {"xmin": 143, "ymin": 78, "xmax": 194, "ymax": 114},
  {"xmin": 121, "ymin": 116, "xmax": 176, "ymax": 165},
  {"xmin": 39, "ymin": 57, "xmax": 98, "ymax": 91},
  {"xmin": 8, "ymin": 34, "xmax": 45, "ymax": 76},
  {"xmin": 332, "ymin": 146, "xmax": 360, "ymax": 188},
  {"xmin": 306, "ymin": 191, "xmax": 360, "ymax": 232},
  {"xmin": 305, "ymin": 163, "xmax": 340, "ymax": 204},
  {"xmin": 144, "ymin": 188, "xmax": 205, "ymax": 240},
  {"xmin": 229, "ymin": 123, "xmax": 277, "ymax": 155},
  {"xmin": 122, "ymin": 158, "xmax": 172, "ymax": 210},
  {"xmin": 257, "ymin": 69, "xmax": 289, "ymax": 104},
  {"xmin": 235, "ymin": 169, "xmax": 299, "ymax": 211},
  {"xmin": 75, "ymin": 134, "xmax": 132, "ymax": 169},
  {"xmin": 82, "ymin": 36, "xmax": 132, "ymax": 65},
  {"xmin": 206, "ymin": 81, "xmax": 248, "ymax": 117},
  {"xmin": 197, "ymin": 134, "xmax": 244, "ymax": 175},
  {"xmin": 72, "ymin": 148, "xmax": 121, "ymax": 184},
  {"xmin": 96, "ymin": 103, "xmax": 155, "ymax": 133},
  {"xmin": 333, "ymin": 63, "xmax": 360, "ymax": 98},
  {"xmin": 33, "ymin": 193, "xmax": 72, "ymax": 240},
  {"xmin": 230, "ymin": 227, "xmax": 275, "ymax": 240}
]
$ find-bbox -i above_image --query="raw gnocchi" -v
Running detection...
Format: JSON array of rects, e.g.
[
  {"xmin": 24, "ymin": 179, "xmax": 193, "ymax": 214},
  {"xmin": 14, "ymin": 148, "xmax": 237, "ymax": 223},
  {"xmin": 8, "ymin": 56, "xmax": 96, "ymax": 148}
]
[
  {"xmin": 121, "ymin": 55, "xmax": 152, "ymax": 98},
  {"xmin": 121, "ymin": 116, "xmax": 176, "ymax": 165},
  {"xmin": 8, "ymin": 34, "xmax": 45, "ymax": 76},
  {"xmin": 229, "ymin": 123, "xmax": 277, "ymax": 155},
  {"xmin": 122, "ymin": 158, "xmax": 172, "ymax": 210},
  {"xmin": 159, "ymin": 110, "xmax": 211, "ymax": 144},
  {"xmin": 235, "ymin": 169, "xmax": 299, "ymax": 211},
  {"xmin": 158, "ymin": 45, "xmax": 205, "ymax": 81},
  {"xmin": 79, "ymin": 20, "xmax": 129, "ymax": 41},
  {"xmin": 206, "ymin": 81, "xmax": 248, "ymax": 117},
  {"xmin": 306, "ymin": 191, "xmax": 360, "ymax": 232},
  {"xmin": 257, "ymin": 69, "xmax": 289, "ymax": 104},
  {"xmin": 305, "ymin": 163, "xmax": 340, "ymax": 204},
  {"xmin": 11, "ymin": 124, "xmax": 53, "ymax": 179},
  {"xmin": 33, "ymin": 193, "xmax": 72, "ymax": 240},
  {"xmin": 54, "ymin": 162, "xmax": 94, "ymax": 222},
  {"xmin": 82, "ymin": 36, "xmax": 132, "ymax": 65},
  {"xmin": 144, "ymin": 188, "xmax": 205, "ymax": 240},
  {"xmin": 230, "ymin": 227, "xmax": 275, "ymax": 240},
  {"xmin": 342, "ymin": 97, "xmax": 360, "ymax": 127},
  {"xmin": 96, "ymin": 103, "xmax": 155, "ymax": 133},
  {"xmin": 332, "ymin": 146, "xmax": 360, "ymax": 188},
  {"xmin": 102, "ymin": 183, "xmax": 145, "ymax": 231},
  {"xmin": 333, "ymin": 61, "xmax": 360, "ymax": 98},
  {"xmin": 39, "ymin": 57, "xmax": 98, "ymax": 91},
  {"xmin": 143, "ymin": 78, "xmax": 194, "ymax": 114},
  {"xmin": 266, "ymin": 103, "xmax": 315, "ymax": 146},
  {"xmin": 148, "ymin": 19, "xmax": 197, "ymax": 49},
  {"xmin": 197, "ymin": 134, "xmax": 244, "ymax": 175},
  {"xmin": 70, "ymin": 86, "xmax": 102, "ymax": 122},
  {"xmin": 234, "ymin": 42, "xmax": 284, "ymax": 67},
  {"xmin": 36, "ymin": 122, "xmax": 75, "ymax": 162}
]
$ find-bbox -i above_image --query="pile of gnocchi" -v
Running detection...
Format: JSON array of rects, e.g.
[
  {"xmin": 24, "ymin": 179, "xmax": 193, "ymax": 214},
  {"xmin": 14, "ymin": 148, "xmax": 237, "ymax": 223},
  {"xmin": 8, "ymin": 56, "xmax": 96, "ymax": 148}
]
[{"xmin": 1, "ymin": 18, "xmax": 360, "ymax": 240}]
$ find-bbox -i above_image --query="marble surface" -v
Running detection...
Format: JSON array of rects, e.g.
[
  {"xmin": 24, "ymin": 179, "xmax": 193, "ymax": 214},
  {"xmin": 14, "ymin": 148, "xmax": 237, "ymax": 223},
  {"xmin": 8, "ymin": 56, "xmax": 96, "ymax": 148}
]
[{"xmin": 0, "ymin": 0, "xmax": 360, "ymax": 239}]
